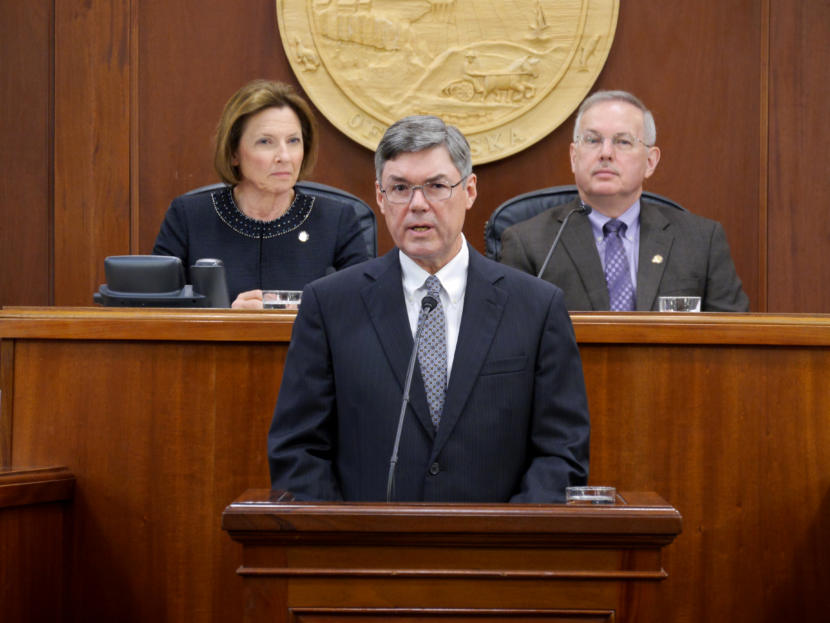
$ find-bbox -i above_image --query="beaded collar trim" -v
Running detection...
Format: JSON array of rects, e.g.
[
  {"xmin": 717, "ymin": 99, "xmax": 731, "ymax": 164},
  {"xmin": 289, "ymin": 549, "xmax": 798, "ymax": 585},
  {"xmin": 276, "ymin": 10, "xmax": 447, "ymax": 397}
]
[{"xmin": 211, "ymin": 186, "xmax": 314, "ymax": 239}]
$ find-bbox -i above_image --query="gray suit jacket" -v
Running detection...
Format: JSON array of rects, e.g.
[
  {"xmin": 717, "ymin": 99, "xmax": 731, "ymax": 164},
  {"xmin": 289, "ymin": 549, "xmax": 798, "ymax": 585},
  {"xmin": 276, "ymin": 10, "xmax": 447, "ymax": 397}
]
[
  {"xmin": 268, "ymin": 245, "xmax": 590, "ymax": 503},
  {"xmin": 500, "ymin": 197, "xmax": 749, "ymax": 311}
]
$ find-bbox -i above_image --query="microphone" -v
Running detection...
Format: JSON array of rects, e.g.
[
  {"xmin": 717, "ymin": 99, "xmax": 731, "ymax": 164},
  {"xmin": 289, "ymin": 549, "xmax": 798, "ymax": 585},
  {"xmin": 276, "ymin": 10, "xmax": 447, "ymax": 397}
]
[
  {"xmin": 386, "ymin": 294, "xmax": 438, "ymax": 502},
  {"xmin": 536, "ymin": 204, "xmax": 592, "ymax": 279}
]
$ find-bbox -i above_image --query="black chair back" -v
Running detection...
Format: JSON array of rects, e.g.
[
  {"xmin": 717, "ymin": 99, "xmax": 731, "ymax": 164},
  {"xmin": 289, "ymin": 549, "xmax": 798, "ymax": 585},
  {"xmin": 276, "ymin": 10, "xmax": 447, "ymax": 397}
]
[
  {"xmin": 484, "ymin": 184, "xmax": 685, "ymax": 260},
  {"xmin": 185, "ymin": 181, "xmax": 377, "ymax": 258}
]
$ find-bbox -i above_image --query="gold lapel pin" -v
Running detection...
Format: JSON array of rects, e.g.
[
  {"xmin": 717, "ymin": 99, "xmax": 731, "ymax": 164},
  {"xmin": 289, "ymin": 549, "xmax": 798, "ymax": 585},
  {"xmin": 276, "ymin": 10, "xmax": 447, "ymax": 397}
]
[{"xmin": 652, "ymin": 254, "xmax": 663, "ymax": 264}]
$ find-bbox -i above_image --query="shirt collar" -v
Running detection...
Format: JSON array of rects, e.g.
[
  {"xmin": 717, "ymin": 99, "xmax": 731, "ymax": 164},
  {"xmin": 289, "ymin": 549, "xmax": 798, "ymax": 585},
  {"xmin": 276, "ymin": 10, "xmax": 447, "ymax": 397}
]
[
  {"xmin": 588, "ymin": 199, "xmax": 641, "ymax": 241},
  {"xmin": 400, "ymin": 235, "xmax": 469, "ymax": 304}
]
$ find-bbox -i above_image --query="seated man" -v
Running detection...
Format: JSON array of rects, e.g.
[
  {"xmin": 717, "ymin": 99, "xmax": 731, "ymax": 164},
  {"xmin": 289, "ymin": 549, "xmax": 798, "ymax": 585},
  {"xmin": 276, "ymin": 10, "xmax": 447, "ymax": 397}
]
[
  {"xmin": 268, "ymin": 115, "xmax": 590, "ymax": 503},
  {"xmin": 500, "ymin": 90, "xmax": 749, "ymax": 312}
]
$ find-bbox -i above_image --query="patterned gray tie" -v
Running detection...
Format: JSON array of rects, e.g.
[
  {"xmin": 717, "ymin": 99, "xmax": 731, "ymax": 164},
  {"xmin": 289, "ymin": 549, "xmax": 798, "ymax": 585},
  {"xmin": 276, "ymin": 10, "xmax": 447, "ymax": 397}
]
[
  {"xmin": 603, "ymin": 219, "xmax": 635, "ymax": 311},
  {"xmin": 418, "ymin": 275, "xmax": 447, "ymax": 429}
]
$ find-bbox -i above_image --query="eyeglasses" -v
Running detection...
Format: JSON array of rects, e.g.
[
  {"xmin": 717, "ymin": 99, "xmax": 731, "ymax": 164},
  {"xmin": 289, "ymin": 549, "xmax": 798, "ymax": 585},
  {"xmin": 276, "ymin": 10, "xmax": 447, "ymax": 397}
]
[
  {"xmin": 380, "ymin": 177, "xmax": 466, "ymax": 204},
  {"xmin": 575, "ymin": 133, "xmax": 651, "ymax": 152}
]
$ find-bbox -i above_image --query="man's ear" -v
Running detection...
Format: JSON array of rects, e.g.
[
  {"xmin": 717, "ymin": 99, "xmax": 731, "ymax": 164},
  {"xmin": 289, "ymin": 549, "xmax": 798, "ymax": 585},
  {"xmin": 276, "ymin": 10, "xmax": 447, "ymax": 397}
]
[
  {"xmin": 644, "ymin": 146, "xmax": 661, "ymax": 179},
  {"xmin": 375, "ymin": 181, "xmax": 386, "ymax": 215},
  {"xmin": 464, "ymin": 173, "xmax": 477, "ymax": 210}
]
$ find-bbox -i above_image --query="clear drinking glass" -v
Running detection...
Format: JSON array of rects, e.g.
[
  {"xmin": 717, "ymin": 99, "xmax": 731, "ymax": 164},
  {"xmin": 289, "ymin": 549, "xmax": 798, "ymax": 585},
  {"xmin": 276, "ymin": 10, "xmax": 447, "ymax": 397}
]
[
  {"xmin": 565, "ymin": 486, "xmax": 617, "ymax": 505},
  {"xmin": 262, "ymin": 290, "xmax": 302, "ymax": 310},
  {"xmin": 658, "ymin": 296, "xmax": 701, "ymax": 312}
]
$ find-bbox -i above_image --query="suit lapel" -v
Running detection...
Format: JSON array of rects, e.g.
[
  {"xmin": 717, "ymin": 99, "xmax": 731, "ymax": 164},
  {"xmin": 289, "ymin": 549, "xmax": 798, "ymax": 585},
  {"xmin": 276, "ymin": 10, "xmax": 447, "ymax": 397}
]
[
  {"xmin": 559, "ymin": 212, "xmax": 609, "ymax": 310},
  {"xmin": 636, "ymin": 202, "xmax": 673, "ymax": 310},
  {"xmin": 360, "ymin": 250, "xmax": 435, "ymax": 437},
  {"xmin": 431, "ymin": 248, "xmax": 508, "ymax": 457}
]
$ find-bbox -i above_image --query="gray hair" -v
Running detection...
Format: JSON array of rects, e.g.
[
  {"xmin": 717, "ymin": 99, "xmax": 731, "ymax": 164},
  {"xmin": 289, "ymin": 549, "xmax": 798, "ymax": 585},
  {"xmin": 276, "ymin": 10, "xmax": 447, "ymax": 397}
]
[
  {"xmin": 573, "ymin": 90, "xmax": 657, "ymax": 146},
  {"xmin": 375, "ymin": 115, "xmax": 473, "ymax": 182}
]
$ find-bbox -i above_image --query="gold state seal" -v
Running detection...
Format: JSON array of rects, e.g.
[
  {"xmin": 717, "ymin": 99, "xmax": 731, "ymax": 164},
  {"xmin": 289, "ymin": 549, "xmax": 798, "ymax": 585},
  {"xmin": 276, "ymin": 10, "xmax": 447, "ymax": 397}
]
[{"xmin": 277, "ymin": 0, "xmax": 618, "ymax": 164}]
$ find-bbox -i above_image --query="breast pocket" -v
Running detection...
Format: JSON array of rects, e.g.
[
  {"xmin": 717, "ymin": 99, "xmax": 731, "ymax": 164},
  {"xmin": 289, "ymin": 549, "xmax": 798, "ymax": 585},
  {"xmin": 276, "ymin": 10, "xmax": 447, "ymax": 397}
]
[{"xmin": 479, "ymin": 355, "xmax": 527, "ymax": 376}]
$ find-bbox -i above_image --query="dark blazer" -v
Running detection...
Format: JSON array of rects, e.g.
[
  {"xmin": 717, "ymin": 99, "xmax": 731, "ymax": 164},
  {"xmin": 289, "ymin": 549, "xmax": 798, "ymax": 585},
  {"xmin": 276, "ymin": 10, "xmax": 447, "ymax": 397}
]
[
  {"xmin": 500, "ymin": 197, "xmax": 749, "ymax": 311},
  {"xmin": 268, "ymin": 245, "xmax": 590, "ymax": 503},
  {"xmin": 152, "ymin": 186, "xmax": 369, "ymax": 301}
]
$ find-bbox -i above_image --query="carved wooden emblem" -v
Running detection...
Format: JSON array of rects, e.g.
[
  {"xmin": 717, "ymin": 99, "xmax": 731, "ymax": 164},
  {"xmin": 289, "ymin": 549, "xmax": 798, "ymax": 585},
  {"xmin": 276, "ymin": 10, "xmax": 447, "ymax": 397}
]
[{"xmin": 277, "ymin": 0, "xmax": 618, "ymax": 164}]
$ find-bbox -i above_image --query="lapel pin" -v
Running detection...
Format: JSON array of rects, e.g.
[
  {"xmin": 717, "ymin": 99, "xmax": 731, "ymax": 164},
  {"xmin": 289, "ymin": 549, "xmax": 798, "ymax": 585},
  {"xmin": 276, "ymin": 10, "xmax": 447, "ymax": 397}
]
[
  {"xmin": 652, "ymin": 254, "xmax": 663, "ymax": 264},
  {"xmin": 298, "ymin": 231, "xmax": 309, "ymax": 242}
]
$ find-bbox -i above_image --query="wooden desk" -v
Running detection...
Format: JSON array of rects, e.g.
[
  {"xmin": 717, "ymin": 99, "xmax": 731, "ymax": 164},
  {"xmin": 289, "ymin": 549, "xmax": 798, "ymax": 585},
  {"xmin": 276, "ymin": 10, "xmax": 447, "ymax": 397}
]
[
  {"xmin": 222, "ymin": 490, "xmax": 682, "ymax": 623},
  {"xmin": 0, "ymin": 466, "xmax": 75, "ymax": 623},
  {"xmin": 0, "ymin": 308, "xmax": 290, "ymax": 622},
  {"xmin": 1, "ymin": 308, "xmax": 829, "ymax": 621},
  {"xmin": 573, "ymin": 312, "xmax": 830, "ymax": 622}
]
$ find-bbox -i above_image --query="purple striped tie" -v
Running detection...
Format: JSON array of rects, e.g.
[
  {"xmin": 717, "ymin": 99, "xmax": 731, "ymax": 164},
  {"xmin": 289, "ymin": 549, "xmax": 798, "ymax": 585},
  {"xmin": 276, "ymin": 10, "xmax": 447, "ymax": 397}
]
[{"xmin": 604, "ymin": 219, "xmax": 635, "ymax": 311}]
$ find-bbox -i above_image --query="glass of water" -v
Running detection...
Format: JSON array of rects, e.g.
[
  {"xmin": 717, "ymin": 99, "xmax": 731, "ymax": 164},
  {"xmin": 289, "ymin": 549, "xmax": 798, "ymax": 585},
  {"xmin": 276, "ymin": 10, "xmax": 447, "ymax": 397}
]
[
  {"xmin": 262, "ymin": 290, "xmax": 302, "ymax": 310},
  {"xmin": 566, "ymin": 486, "xmax": 617, "ymax": 505},
  {"xmin": 657, "ymin": 296, "xmax": 701, "ymax": 312}
]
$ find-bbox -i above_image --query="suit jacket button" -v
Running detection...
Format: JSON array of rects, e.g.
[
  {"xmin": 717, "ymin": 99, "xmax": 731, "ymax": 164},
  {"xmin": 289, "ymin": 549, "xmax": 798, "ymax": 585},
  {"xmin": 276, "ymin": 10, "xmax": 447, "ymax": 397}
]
[{"xmin": 429, "ymin": 462, "xmax": 440, "ymax": 475}]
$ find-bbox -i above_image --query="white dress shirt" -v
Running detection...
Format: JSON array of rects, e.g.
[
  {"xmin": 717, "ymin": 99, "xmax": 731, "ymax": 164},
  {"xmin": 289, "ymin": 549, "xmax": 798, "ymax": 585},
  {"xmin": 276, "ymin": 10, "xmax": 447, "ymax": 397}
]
[{"xmin": 399, "ymin": 235, "xmax": 469, "ymax": 380}]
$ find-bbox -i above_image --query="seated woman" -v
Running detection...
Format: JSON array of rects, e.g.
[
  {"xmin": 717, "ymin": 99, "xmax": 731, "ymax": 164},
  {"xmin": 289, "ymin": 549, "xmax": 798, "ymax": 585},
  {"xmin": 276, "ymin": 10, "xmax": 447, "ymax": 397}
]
[{"xmin": 153, "ymin": 79, "xmax": 370, "ymax": 308}]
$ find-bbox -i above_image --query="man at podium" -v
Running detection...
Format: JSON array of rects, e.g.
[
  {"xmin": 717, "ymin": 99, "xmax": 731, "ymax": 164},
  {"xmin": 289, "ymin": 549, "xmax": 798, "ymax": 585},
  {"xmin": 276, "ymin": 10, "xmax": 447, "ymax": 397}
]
[{"xmin": 268, "ymin": 115, "xmax": 589, "ymax": 503}]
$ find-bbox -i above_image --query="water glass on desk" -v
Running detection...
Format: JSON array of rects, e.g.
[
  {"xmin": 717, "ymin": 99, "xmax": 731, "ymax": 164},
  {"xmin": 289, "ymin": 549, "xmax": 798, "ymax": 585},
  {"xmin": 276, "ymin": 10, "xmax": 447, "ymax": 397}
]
[
  {"xmin": 658, "ymin": 296, "xmax": 701, "ymax": 312},
  {"xmin": 262, "ymin": 290, "xmax": 302, "ymax": 310},
  {"xmin": 566, "ymin": 486, "xmax": 617, "ymax": 505}
]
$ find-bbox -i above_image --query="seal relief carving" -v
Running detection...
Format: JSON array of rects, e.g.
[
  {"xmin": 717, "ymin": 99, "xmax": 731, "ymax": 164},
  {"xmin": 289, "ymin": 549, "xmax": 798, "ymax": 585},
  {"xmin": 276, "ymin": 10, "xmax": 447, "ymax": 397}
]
[{"xmin": 277, "ymin": 0, "xmax": 618, "ymax": 164}]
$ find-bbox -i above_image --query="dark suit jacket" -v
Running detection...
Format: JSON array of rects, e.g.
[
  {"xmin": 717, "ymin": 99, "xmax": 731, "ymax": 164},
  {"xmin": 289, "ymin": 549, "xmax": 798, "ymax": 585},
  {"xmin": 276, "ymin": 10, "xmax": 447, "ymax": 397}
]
[
  {"xmin": 152, "ymin": 186, "xmax": 369, "ymax": 301},
  {"xmin": 268, "ymin": 245, "xmax": 590, "ymax": 503},
  {"xmin": 500, "ymin": 197, "xmax": 749, "ymax": 311}
]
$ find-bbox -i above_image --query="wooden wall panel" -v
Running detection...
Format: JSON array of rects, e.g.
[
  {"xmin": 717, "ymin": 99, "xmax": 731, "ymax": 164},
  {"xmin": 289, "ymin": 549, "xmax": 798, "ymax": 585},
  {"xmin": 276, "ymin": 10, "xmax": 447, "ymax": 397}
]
[
  {"xmin": 134, "ymin": 1, "xmax": 382, "ymax": 253},
  {"xmin": 133, "ymin": 1, "xmax": 765, "ymax": 307},
  {"xmin": 136, "ymin": 0, "xmax": 294, "ymax": 253},
  {"xmin": 473, "ymin": 1, "xmax": 764, "ymax": 312},
  {"xmin": 53, "ymin": 0, "xmax": 132, "ymax": 306},
  {"xmin": 768, "ymin": 1, "xmax": 830, "ymax": 312},
  {"xmin": 0, "ymin": 0, "xmax": 52, "ymax": 306},
  {"xmin": 2, "ymin": 0, "xmax": 830, "ymax": 307}
]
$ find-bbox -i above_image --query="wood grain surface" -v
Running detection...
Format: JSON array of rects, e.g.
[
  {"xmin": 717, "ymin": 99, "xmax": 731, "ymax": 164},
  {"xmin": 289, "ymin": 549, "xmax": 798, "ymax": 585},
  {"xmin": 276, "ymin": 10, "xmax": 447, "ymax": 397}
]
[
  {"xmin": 222, "ymin": 490, "xmax": 681, "ymax": 623},
  {"xmin": 0, "ymin": 467, "xmax": 74, "ymax": 623},
  {"xmin": 1, "ymin": 309, "xmax": 828, "ymax": 621}
]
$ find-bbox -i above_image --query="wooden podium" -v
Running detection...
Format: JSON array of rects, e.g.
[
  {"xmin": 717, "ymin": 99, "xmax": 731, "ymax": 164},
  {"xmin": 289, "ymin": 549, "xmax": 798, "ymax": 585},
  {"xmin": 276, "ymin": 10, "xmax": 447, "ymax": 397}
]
[{"xmin": 222, "ymin": 490, "xmax": 682, "ymax": 623}]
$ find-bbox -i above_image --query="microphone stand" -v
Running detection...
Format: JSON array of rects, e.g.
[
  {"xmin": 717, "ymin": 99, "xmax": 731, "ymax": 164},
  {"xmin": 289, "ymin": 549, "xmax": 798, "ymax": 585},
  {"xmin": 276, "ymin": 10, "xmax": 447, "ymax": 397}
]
[
  {"xmin": 386, "ymin": 295, "xmax": 437, "ymax": 502},
  {"xmin": 536, "ymin": 204, "xmax": 592, "ymax": 279}
]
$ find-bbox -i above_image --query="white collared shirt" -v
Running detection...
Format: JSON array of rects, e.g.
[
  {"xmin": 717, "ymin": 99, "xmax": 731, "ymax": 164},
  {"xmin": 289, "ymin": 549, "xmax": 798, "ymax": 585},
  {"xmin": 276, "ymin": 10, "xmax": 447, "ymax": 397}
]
[{"xmin": 399, "ymin": 235, "xmax": 469, "ymax": 379}]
